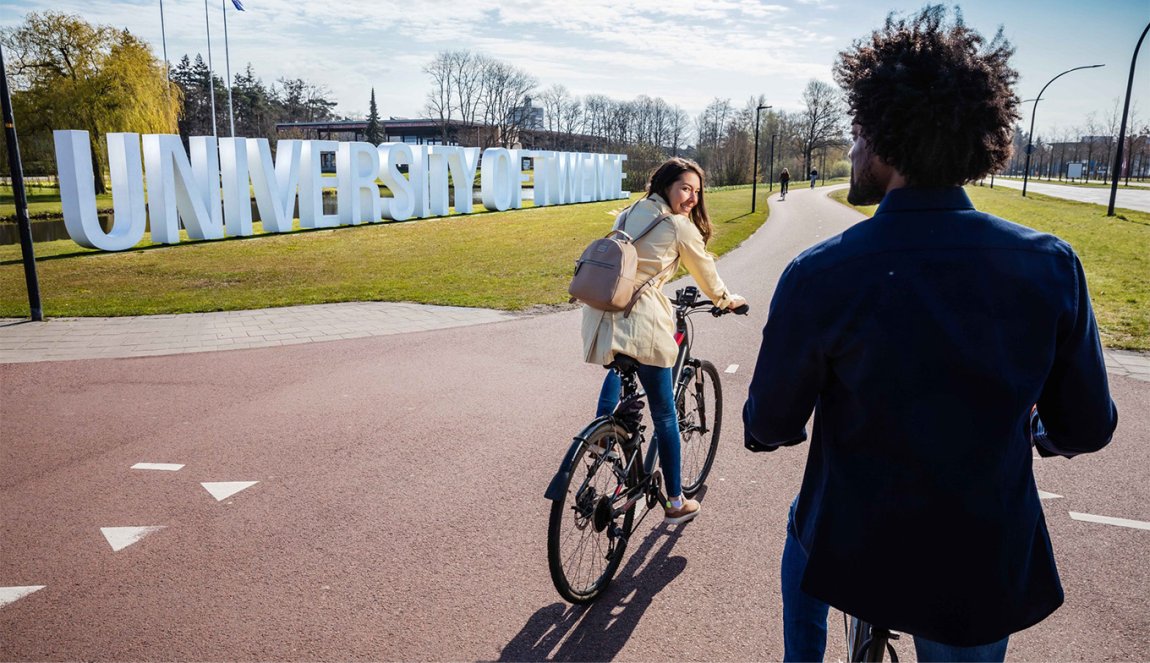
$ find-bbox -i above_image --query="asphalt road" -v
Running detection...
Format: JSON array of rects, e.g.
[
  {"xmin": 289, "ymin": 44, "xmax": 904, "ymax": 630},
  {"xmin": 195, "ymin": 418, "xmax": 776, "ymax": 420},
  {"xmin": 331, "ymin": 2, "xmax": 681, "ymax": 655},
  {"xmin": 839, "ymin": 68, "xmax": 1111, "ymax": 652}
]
[
  {"xmin": 1, "ymin": 184, "xmax": 1146, "ymax": 661},
  {"xmin": 988, "ymin": 177, "xmax": 1150, "ymax": 213}
]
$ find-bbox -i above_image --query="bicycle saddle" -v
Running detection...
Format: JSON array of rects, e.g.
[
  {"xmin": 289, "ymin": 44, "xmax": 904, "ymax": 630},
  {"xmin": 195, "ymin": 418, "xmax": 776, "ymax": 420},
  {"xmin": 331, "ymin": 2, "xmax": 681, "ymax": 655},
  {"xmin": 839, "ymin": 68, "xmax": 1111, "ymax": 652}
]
[{"xmin": 606, "ymin": 355, "xmax": 641, "ymax": 374}]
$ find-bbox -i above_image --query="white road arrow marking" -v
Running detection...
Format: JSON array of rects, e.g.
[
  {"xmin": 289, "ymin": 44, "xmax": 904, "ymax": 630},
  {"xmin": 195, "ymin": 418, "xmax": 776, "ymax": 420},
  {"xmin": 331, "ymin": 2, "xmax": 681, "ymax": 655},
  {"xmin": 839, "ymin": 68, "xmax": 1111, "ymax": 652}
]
[
  {"xmin": 0, "ymin": 586, "xmax": 45, "ymax": 608},
  {"xmin": 1068, "ymin": 512, "xmax": 1150, "ymax": 531},
  {"xmin": 201, "ymin": 481, "xmax": 259, "ymax": 501},
  {"xmin": 1037, "ymin": 490, "xmax": 1063, "ymax": 500},
  {"xmin": 725, "ymin": 364, "xmax": 739, "ymax": 374},
  {"xmin": 131, "ymin": 462, "xmax": 185, "ymax": 471},
  {"xmin": 101, "ymin": 526, "xmax": 166, "ymax": 552}
]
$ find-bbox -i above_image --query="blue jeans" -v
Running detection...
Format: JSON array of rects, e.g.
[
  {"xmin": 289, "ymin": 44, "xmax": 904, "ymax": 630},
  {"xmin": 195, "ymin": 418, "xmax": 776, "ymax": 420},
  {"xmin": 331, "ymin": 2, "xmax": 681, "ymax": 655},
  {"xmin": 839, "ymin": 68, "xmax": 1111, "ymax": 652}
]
[
  {"xmin": 597, "ymin": 365, "xmax": 683, "ymax": 498},
  {"xmin": 782, "ymin": 498, "xmax": 1009, "ymax": 662}
]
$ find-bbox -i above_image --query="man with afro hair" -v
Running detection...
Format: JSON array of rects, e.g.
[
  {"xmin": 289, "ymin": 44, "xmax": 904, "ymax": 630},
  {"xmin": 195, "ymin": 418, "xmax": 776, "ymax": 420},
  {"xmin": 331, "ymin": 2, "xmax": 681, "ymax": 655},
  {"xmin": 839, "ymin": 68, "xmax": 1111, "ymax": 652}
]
[{"xmin": 743, "ymin": 6, "xmax": 1117, "ymax": 661}]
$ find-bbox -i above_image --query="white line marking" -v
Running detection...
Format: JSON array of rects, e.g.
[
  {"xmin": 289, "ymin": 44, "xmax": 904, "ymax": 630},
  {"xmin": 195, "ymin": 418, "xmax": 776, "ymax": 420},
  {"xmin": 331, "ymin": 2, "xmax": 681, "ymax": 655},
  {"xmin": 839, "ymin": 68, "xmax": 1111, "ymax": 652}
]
[
  {"xmin": 201, "ymin": 481, "xmax": 259, "ymax": 501},
  {"xmin": 1068, "ymin": 512, "xmax": 1150, "ymax": 531},
  {"xmin": 131, "ymin": 462, "xmax": 185, "ymax": 471},
  {"xmin": 725, "ymin": 364, "xmax": 739, "ymax": 374},
  {"xmin": 1037, "ymin": 490, "xmax": 1062, "ymax": 500},
  {"xmin": 0, "ymin": 586, "xmax": 45, "ymax": 608},
  {"xmin": 101, "ymin": 526, "xmax": 166, "ymax": 552}
]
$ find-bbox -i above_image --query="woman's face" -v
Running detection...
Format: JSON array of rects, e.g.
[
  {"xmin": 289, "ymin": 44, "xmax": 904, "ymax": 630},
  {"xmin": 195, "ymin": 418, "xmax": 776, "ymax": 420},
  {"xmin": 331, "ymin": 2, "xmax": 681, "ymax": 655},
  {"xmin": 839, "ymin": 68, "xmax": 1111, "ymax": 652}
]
[{"xmin": 666, "ymin": 171, "xmax": 701, "ymax": 215}]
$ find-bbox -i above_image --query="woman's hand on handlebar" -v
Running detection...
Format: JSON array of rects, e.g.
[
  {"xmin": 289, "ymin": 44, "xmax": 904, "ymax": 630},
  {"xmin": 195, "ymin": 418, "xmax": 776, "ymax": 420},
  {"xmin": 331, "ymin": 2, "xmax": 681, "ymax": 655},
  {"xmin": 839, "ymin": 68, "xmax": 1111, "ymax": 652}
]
[{"xmin": 711, "ymin": 294, "xmax": 750, "ymax": 317}]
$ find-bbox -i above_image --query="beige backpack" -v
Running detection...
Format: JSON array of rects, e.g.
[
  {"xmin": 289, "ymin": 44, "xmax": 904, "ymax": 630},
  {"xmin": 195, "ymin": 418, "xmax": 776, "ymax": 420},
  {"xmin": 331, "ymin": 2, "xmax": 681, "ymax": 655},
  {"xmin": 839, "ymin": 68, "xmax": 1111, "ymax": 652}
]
[{"xmin": 567, "ymin": 205, "xmax": 674, "ymax": 317}]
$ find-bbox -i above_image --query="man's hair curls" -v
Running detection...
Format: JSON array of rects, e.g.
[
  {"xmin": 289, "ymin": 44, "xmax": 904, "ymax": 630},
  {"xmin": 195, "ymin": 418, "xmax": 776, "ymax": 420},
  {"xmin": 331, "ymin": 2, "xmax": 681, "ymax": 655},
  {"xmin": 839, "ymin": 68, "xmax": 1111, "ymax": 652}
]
[{"xmin": 834, "ymin": 5, "xmax": 1020, "ymax": 186}]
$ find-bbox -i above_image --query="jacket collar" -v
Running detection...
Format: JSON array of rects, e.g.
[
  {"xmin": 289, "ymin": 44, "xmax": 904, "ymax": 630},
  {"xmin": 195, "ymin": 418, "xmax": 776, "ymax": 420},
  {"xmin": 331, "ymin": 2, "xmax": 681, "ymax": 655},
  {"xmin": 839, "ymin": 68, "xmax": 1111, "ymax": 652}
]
[
  {"xmin": 874, "ymin": 186, "xmax": 975, "ymax": 215},
  {"xmin": 645, "ymin": 192, "xmax": 673, "ymax": 213}
]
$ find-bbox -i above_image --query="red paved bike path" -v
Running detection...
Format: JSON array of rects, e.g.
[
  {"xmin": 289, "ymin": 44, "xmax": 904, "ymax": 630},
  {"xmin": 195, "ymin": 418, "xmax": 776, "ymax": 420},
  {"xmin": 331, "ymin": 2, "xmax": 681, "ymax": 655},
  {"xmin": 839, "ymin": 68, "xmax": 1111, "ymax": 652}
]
[{"xmin": 1, "ymin": 185, "xmax": 1146, "ymax": 661}]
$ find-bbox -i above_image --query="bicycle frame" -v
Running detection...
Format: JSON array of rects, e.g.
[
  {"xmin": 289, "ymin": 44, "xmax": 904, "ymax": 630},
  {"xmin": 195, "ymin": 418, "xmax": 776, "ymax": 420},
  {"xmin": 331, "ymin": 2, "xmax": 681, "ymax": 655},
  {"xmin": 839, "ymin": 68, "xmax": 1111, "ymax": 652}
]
[
  {"xmin": 544, "ymin": 288, "xmax": 722, "ymax": 514},
  {"xmin": 595, "ymin": 295, "xmax": 713, "ymax": 524}
]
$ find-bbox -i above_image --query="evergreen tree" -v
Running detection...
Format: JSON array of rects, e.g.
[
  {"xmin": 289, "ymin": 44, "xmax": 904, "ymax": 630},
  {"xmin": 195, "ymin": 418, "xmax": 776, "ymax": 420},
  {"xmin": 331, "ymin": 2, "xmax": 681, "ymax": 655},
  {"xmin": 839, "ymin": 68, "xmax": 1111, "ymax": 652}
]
[
  {"xmin": 365, "ymin": 88, "xmax": 383, "ymax": 144},
  {"xmin": 232, "ymin": 63, "xmax": 276, "ymax": 141}
]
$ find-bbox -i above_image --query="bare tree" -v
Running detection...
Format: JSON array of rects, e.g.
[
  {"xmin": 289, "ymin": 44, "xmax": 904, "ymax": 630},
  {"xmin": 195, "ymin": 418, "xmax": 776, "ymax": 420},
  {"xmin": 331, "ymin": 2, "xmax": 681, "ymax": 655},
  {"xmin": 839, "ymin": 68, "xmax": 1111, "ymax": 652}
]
[
  {"xmin": 452, "ymin": 51, "xmax": 483, "ymax": 127},
  {"xmin": 1122, "ymin": 102, "xmax": 1142, "ymax": 184},
  {"xmin": 668, "ymin": 106, "xmax": 690, "ymax": 156},
  {"xmin": 1103, "ymin": 98, "xmax": 1123, "ymax": 180},
  {"xmin": 1080, "ymin": 113, "xmax": 1102, "ymax": 181},
  {"xmin": 478, "ymin": 57, "xmax": 537, "ymax": 148},
  {"xmin": 423, "ymin": 51, "xmax": 455, "ymax": 142},
  {"xmin": 558, "ymin": 95, "xmax": 583, "ymax": 149},
  {"xmin": 797, "ymin": 79, "xmax": 846, "ymax": 176},
  {"xmin": 538, "ymin": 83, "xmax": 569, "ymax": 141}
]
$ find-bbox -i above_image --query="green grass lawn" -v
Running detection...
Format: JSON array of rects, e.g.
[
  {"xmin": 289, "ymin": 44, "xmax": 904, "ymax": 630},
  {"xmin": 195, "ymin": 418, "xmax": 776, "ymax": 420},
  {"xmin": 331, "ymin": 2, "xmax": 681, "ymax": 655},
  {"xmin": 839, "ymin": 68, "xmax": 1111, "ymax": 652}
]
[
  {"xmin": 829, "ymin": 186, "xmax": 1150, "ymax": 351},
  {"xmin": 0, "ymin": 187, "xmax": 769, "ymax": 317},
  {"xmin": 1, "ymin": 184, "xmax": 114, "ymax": 219}
]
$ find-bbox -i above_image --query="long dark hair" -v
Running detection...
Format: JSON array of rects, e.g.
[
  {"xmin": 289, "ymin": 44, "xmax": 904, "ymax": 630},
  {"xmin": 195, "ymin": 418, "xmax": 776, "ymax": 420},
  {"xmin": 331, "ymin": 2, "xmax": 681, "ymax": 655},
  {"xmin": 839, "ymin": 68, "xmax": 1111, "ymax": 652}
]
[{"xmin": 646, "ymin": 157, "xmax": 712, "ymax": 244}]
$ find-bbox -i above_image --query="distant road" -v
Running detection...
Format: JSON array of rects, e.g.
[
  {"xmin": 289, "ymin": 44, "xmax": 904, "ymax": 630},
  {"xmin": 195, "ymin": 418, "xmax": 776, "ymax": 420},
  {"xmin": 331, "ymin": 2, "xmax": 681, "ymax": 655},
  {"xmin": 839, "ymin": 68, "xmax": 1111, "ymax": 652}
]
[{"xmin": 990, "ymin": 178, "xmax": 1150, "ymax": 212}]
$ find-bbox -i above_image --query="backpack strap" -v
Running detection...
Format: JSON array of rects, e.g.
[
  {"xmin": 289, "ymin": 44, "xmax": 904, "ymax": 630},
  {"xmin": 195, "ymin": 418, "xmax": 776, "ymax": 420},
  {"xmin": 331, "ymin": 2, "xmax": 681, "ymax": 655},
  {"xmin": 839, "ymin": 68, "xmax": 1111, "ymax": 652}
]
[
  {"xmin": 622, "ymin": 258, "xmax": 677, "ymax": 318},
  {"xmin": 621, "ymin": 211, "xmax": 680, "ymax": 314},
  {"xmin": 614, "ymin": 210, "xmax": 673, "ymax": 243}
]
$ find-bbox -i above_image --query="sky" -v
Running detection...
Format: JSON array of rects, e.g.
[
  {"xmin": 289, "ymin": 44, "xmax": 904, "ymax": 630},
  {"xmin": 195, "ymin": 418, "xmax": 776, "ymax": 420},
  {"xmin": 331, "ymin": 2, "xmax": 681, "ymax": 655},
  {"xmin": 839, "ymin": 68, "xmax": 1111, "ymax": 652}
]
[{"xmin": 2, "ymin": 0, "xmax": 1148, "ymax": 142}]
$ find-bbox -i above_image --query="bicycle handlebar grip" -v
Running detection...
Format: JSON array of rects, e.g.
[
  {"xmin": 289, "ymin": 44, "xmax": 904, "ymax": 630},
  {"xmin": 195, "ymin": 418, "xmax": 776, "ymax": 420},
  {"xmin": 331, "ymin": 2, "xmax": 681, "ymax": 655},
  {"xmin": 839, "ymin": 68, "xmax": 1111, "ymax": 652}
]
[{"xmin": 710, "ymin": 303, "xmax": 752, "ymax": 317}]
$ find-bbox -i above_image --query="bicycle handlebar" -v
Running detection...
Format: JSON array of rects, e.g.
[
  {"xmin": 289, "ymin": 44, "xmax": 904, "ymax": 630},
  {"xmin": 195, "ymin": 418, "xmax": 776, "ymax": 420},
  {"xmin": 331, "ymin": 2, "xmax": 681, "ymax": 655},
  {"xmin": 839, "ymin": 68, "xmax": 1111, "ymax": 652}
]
[
  {"xmin": 672, "ymin": 297, "xmax": 750, "ymax": 317},
  {"xmin": 672, "ymin": 287, "xmax": 750, "ymax": 317}
]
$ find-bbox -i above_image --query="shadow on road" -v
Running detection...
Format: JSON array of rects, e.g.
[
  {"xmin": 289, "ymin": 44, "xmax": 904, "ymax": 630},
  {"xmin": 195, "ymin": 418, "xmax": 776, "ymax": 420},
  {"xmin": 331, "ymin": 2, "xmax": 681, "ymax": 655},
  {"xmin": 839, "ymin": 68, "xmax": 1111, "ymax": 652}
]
[{"xmin": 494, "ymin": 494, "xmax": 703, "ymax": 661}]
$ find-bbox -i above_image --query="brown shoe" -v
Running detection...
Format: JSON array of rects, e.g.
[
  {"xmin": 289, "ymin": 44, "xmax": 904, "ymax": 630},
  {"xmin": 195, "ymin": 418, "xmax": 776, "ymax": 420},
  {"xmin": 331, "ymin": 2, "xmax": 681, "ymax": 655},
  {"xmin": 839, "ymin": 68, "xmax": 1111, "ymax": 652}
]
[{"xmin": 664, "ymin": 498, "xmax": 700, "ymax": 525}]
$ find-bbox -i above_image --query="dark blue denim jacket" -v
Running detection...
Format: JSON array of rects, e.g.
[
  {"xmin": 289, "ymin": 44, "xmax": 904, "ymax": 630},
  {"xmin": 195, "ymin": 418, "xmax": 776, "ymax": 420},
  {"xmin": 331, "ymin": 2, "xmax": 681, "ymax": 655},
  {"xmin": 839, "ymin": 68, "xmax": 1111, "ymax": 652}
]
[{"xmin": 743, "ymin": 186, "xmax": 1117, "ymax": 646}]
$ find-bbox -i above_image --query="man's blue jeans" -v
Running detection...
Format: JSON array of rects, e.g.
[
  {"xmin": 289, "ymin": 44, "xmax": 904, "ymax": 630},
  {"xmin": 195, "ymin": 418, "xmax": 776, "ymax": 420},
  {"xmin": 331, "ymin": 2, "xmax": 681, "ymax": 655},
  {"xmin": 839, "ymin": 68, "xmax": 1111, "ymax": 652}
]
[
  {"xmin": 597, "ymin": 365, "xmax": 683, "ymax": 498},
  {"xmin": 782, "ymin": 498, "xmax": 1010, "ymax": 662}
]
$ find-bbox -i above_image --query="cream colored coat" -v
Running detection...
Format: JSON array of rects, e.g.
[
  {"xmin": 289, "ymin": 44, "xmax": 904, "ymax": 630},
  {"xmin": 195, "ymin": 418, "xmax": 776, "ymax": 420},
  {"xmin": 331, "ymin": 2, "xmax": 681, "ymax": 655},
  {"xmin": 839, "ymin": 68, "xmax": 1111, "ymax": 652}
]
[{"xmin": 581, "ymin": 194, "xmax": 735, "ymax": 368}]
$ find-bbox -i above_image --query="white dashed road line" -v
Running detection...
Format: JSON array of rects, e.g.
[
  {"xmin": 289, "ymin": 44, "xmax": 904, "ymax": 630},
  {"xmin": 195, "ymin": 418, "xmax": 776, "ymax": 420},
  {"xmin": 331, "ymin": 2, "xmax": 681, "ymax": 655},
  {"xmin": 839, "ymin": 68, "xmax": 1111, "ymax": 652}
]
[
  {"xmin": 0, "ymin": 586, "xmax": 45, "ymax": 609},
  {"xmin": 131, "ymin": 462, "xmax": 185, "ymax": 471},
  {"xmin": 726, "ymin": 364, "xmax": 739, "ymax": 374},
  {"xmin": 201, "ymin": 481, "xmax": 259, "ymax": 501},
  {"xmin": 1037, "ymin": 490, "xmax": 1063, "ymax": 500},
  {"xmin": 1068, "ymin": 512, "xmax": 1150, "ymax": 531},
  {"xmin": 101, "ymin": 526, "xmax": 167, "ymax": 552}
]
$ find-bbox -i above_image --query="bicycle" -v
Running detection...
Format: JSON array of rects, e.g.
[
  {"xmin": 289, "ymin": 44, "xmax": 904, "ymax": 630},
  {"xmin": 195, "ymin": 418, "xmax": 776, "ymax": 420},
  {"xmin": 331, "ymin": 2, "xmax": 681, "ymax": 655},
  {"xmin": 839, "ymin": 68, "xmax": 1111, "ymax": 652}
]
[
  {"xmin": 544, "ymin": 285, "xmax": 749, "ymax": 603},
  {"xmin": 845, "ymin": 614, "xmax": 900, "ymax": 661}
]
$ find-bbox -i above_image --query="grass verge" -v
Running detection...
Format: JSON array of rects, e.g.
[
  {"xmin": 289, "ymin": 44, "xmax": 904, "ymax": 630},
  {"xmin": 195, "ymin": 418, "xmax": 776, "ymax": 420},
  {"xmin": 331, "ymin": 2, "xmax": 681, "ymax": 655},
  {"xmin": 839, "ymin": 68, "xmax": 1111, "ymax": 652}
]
[
  {"xmin": 829, "ymin": 186, "xmax": 1150, "ymax": 351},
  {"xmin": 0, "ymin": 187, "xmax": 770, "ymax": 317}
]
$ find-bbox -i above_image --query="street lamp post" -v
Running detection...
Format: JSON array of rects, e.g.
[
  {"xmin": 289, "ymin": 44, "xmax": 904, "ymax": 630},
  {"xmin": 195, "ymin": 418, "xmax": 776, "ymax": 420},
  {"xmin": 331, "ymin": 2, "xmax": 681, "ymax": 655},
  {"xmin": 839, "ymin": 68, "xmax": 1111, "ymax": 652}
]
[
  {"xmin": 1022, "ymin": 64, "xmax": 1105, "ymax": 197},
  {"xmin": 752, "ymin": 104, "xmax": 772, "ymax": 213},
  {"xmin": 1109, "ymin": 21, "xmax": 1150, "ymax": 216}
]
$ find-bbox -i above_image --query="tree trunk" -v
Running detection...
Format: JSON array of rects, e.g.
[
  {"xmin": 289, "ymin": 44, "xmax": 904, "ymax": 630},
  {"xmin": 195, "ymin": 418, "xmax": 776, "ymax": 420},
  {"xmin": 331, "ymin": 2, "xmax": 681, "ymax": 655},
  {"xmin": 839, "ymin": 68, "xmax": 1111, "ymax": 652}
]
[{"xmin": 91, "ymin": 131, "xmax": 107, "ymax": 195}]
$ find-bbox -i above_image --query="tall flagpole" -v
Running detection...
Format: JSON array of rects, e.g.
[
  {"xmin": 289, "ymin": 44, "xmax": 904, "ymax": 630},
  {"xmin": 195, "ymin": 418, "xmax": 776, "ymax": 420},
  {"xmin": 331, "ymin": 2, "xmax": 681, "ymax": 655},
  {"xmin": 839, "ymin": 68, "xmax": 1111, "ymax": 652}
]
[
  {"xmin": 222, "ymin": 0, "xmax": 235, "ymax": 137},
  {"xmin": 159, "ymin": 0, "xmax": 170, "ymax": 95},
  {"xmin": 203, "ymin": 0, "xmax": 218, "ymax": 137}
]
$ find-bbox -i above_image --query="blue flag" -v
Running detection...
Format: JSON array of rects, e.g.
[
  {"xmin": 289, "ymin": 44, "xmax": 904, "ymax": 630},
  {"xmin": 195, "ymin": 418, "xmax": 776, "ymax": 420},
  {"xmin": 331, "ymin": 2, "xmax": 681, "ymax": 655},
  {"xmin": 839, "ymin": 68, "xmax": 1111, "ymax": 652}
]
[{"xmin": 231, "ymin": 0, "xmax": 245, "ymax": 10}]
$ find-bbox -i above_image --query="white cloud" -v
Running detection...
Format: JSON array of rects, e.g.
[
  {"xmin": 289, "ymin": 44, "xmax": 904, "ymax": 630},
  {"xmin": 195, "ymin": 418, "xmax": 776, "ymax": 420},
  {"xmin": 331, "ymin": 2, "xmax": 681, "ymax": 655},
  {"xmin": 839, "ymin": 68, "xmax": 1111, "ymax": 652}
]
[{"xmin": 2, "ymin": 0, "xmax": 1143, "ymax": 131}]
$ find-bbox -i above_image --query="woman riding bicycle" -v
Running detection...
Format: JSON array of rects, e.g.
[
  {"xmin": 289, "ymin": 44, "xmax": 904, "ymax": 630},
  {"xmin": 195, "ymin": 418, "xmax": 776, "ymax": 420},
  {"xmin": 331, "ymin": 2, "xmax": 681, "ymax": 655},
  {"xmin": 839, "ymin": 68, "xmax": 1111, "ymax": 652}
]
[{"xmin": 581, "ymin": 157, "xmax": 745, "ymax": 525}]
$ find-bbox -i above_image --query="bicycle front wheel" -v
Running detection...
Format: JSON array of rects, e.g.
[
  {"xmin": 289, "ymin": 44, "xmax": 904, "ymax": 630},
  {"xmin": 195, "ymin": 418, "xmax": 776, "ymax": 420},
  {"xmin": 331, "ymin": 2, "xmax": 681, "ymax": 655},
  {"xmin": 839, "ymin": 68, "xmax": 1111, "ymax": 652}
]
[
  {"xmin": 547, "ymin": 422, "xmax": 636, "ymax": 603},
  {"xmin": 678, "ymin": 359, "xmax": 722, "ymax": 497}
]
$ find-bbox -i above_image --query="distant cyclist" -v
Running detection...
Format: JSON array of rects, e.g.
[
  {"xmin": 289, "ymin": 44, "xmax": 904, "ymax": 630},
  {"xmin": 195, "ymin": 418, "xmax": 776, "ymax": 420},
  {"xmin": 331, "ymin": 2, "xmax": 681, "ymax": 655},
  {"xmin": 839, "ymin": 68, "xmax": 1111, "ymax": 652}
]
[
  {"xmin": 743, "ymin": 7, "xmax": 1117, "ymax": 662},
  {"xmin": 583, "ymin": 157, "xmax": 745, "ymax": 524},
  {"xmin": 779, "ymin": 168, "xmax": 791, "ymax": 199}
]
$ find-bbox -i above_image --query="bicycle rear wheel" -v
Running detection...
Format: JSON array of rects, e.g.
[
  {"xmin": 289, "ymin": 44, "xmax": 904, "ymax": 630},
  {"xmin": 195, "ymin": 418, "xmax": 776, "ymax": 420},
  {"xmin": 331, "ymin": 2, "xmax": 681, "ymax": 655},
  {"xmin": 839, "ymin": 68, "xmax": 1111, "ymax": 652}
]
[
  {"xmin": 678, "ymin": 359, "xmax": 722, "ymax": 497},
  {"xmin": 547, "ymin": 422, "xmax": 636, "ymax": 603}
]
